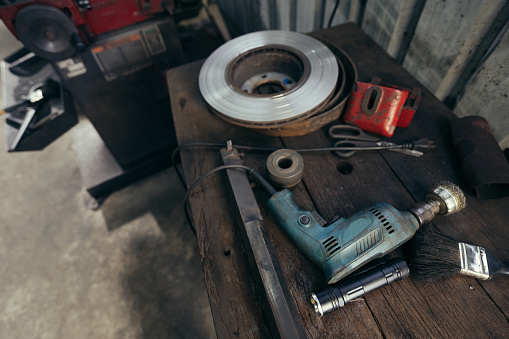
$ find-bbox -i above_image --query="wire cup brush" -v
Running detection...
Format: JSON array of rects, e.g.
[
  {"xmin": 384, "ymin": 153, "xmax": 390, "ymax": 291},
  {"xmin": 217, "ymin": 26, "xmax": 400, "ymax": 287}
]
[{"xmin": 408, "ymin": 181, "xmax": 467, "ymax": 225}]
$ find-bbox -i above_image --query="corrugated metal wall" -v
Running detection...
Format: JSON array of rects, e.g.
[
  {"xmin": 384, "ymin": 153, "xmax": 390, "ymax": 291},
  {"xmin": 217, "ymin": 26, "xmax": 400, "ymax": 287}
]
[{"xmin": 214, "ymin": 0, "xmax": 509, "ymax": 148}]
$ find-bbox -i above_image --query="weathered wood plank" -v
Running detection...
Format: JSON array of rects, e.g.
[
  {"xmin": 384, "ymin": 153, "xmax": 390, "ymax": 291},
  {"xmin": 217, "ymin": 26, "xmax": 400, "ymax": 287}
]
[
  {"xmin": 357, "ymin": 23, "xmax": 509, "ymax": 318},
  {"xmin": 312, "ymin": 23, "xmax": 509, "ymax": 333},
  {"xmin": 166, "ymin": 58, "xmax": 383, "ymax": 338},
  {"xmin": 167, "ymin": 62, "xmax": 272, "ymax": 338},
  {"xmin": 167, "ymin": 23, "xmax": 509, "ymax": 338}
]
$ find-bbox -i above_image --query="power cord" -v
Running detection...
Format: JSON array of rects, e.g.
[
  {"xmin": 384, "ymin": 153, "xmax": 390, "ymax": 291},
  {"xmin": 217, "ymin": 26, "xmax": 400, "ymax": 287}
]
[
  {"xmin": 171, "ymin": 142, "xmax": 280, "ymax": 189},
  {"xmin": 182, "ymin": 164, "xmax": 252, "ymax": 235},
  {"xmin": 172, "ymin": 140, "xmax": 431, "ymax": 189},
  {"xmin": 328, "ymin": 0, "xmax": 341, "ymax": 28},
  {"xmin": 183, "ymin": 164, "xmax": 253, "ymax": 207},
  {"xmin": 171, "ymin": 142, "xmax": 296, "ymax": 236},
  {"xmin": 171, "ymin": 139, "xmax": 432, "ymax": 236},
  {"xmin": 180, "ymin": 162, "xmax": 277, "ymax": 236}
]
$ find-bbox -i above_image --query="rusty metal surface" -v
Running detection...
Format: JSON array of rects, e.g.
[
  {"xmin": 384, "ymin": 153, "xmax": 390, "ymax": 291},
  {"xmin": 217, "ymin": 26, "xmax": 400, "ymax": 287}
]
[
  {"xmin": 258, "ymin": 39, "xmax": 357, "ymax": 137},
  {"xmin": 209, "ymin": 86, "xmax": 335, "ymax": 129},
  {"xmin": 220, "ymin": 146, "xmax": 308, "ymax": 339},
  {"xmin": 255, "ymin": 100, "xmax": 342, "ymax": 136},
  {"xmin": 227, "ymin": 45, "xmax": 311, "ymax": 97}
]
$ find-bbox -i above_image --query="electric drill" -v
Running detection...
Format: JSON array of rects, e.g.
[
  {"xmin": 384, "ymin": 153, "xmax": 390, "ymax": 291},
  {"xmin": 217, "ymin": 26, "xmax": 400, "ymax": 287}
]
[{"xmin": 266, "ymin": 181, "xmax": 466, "ymax": 284}]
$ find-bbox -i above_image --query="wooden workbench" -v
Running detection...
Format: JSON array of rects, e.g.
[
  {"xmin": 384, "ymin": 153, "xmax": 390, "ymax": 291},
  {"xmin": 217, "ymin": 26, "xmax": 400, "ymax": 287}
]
[{"xmin": 166, "ymin": 23, "xmax": 509, "ymax": 338}]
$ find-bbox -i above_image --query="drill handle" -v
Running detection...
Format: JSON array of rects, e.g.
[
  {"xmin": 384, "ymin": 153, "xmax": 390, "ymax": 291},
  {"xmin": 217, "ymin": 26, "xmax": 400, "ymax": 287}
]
[{"xmin": 268, "ymin": 189, "xmax": 328, "ymax": 268}]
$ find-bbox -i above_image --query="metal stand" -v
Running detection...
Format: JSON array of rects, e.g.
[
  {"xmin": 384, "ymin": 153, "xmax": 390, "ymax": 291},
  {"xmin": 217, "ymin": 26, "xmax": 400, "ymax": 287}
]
[{"xmin": 72, "ymin": 117, "xmax": 174, "ymax": 208}]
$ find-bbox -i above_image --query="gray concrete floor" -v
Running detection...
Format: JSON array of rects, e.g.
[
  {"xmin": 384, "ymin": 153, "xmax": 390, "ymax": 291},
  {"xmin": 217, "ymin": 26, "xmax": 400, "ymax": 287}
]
[{"xmin": 0, "ymin": 22, "xmax": 216, "ymax": 339}]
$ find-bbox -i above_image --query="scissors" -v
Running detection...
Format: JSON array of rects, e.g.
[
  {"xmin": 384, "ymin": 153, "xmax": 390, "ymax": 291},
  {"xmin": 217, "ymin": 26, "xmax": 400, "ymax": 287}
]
[{"xmin": 328, "ymin": 124, "xmax": 426, "ymax": 158}]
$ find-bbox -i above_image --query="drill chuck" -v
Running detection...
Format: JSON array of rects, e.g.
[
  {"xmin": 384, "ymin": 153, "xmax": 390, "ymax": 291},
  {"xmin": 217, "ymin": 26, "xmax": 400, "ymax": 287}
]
[
  {"xmin": 310, "ymin": 258, "xmax": 409, "ymax": 317},
  {"xmin": 409, "ymin": 181, "xmax": 466, "ymax": 226},
  {"xmin": 425, "ymin": 181, "xmax": 466, "ymax": 215}
]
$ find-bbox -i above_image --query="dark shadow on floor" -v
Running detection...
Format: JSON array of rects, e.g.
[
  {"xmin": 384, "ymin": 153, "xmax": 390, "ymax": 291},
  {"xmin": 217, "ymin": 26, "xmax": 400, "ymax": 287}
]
[
  {"xmin": 99, "ymin": 168, "xmax": 215, "ymax": 339},
  {"xmin": 99, "ymin": 167, "xmax": 189, "ymax": 234},
  {"xmin": 121, "ymin": 233, "xmax": 214, "ymax": 339}
]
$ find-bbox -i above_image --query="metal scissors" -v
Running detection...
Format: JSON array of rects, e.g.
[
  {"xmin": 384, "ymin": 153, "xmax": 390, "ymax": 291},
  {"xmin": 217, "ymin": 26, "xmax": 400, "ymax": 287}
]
[{"xmin": 328, "ymin": 124, "xmax": 426, "ymax": 158}]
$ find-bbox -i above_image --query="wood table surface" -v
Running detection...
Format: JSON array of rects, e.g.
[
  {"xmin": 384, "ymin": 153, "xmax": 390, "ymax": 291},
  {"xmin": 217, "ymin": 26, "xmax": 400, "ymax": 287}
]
[{"xmin": 166, "ymin": 23, "xmax": 509, "ymax": 338}]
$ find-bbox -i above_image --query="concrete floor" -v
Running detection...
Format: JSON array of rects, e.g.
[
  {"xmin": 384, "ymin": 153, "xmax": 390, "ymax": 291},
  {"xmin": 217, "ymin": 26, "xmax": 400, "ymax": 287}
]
[{"xmin": 0, "ymin": 22, "xmax": 216, "ymax": 339}]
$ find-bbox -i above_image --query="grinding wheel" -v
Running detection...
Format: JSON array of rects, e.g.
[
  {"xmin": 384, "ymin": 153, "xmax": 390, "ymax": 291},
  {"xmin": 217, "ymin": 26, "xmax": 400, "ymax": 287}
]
[{"xmin": 15, "ymin": 5, "xmax": 79, "ymax": 61}]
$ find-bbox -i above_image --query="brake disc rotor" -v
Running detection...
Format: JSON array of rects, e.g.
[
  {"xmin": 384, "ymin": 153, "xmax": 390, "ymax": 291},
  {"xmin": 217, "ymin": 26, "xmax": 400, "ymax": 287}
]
[
  {"xmin": 199, "ymin": 30, "xmax": 339, "ymax": 128},
  {"xmin": 258, "ymin": 38, "xmax": 358, "ymax": 137}
]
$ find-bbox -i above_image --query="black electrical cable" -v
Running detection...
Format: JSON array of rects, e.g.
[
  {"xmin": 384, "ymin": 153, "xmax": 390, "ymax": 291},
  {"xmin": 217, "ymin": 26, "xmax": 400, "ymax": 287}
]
[
  {"xmin": 182, "ymin": 164, "xmax": 254, "ymax": 236},
  {"xmin": 171, "ymin": 143, "xmax": 282, "ymax": 189},
  {"xmin": 171, "ymin": 144, "xmax": 283, "ymax": 237},
  {"xmin": 250, "ymin": 169, "xmax": 277, "ymax": 196},
  {"xmin": 328, "ymin": 0, "xmax": 341, "ymax": 28},
  {"xmin": 171, "ymin": 139, "xmax": 430, "ymax": 236},
  {"xmin": 183, "ymin": 164, "xmax": 253, "ymax": 206},
  {"xmin": 172, "ymin": 140, "xmax": 426, "ymax": 192}
]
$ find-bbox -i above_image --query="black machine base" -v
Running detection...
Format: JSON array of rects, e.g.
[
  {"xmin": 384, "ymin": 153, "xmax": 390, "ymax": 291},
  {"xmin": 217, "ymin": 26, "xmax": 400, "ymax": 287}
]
[{"xmin": 72, "ymin": 117, "xmax": 175, "ymax": 209}]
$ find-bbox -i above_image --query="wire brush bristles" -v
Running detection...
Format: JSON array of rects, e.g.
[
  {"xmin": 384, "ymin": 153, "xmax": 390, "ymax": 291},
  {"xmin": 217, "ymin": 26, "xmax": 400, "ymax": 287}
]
[
  {"xmin": 435, "ymin": 180, "xmax": 467, "ymax": 211},
  {"xmin": 408, "ymin": 225, "xmax": 462, "ymax": 281}
]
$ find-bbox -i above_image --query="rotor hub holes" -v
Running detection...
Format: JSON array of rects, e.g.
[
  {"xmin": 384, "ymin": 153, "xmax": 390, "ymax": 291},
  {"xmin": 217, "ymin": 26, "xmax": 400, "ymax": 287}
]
[{"xmin": 228, "ymin": 46, "xmax": 309, "ymax": 97}]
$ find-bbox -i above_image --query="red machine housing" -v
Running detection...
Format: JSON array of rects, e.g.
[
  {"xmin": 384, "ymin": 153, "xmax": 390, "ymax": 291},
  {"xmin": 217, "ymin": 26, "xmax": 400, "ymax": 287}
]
[
  {"xmin": 0, "ymin": 0, "xmax": 168, "ymax": 42},
  {"xmin": 82, "ymin": 0, "xmax": 167, "ymax": 36}
]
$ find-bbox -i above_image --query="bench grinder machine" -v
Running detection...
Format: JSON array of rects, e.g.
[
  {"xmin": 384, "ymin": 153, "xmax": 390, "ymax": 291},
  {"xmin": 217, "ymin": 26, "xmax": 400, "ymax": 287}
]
[{"xmin": 0, "ymin": 0, "xmax": 200, "ymax": 204}]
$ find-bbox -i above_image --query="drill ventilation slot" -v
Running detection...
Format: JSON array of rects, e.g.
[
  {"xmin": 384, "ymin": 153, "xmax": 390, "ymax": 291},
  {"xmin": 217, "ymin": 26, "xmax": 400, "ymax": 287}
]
[
  {"xmin": 322, "ymin": 236, "xmax": 341, "ymax": 259},
  {"xmin": 355, "ymin": 228, "xmax": 382, "ymax": 256},
  {"xmin": 369, "ymin": 208, "xmax": 395, "ymax": 234}
]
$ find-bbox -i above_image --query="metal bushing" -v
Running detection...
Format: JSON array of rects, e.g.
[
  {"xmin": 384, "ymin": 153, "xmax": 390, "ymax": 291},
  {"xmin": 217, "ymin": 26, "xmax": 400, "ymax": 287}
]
[{"xmin": 266, "ymin": 149, "xmax": 304, "ymax": 188}]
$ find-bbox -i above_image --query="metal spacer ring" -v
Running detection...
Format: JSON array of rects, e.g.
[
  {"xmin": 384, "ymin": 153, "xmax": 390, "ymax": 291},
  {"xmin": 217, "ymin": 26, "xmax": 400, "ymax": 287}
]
[{"xmin": 266, "ymin": 149, "xmax": 304, "ymax": 188}]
